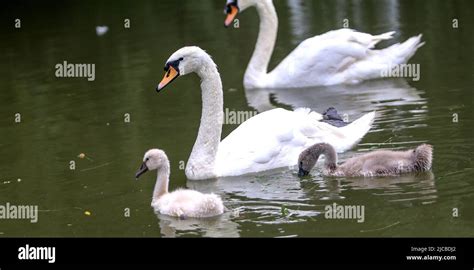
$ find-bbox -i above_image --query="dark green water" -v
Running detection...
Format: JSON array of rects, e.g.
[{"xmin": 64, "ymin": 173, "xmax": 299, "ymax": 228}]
[{"xmin": 0, "ymin": 0, "xmax": 473, "ymax": 237}]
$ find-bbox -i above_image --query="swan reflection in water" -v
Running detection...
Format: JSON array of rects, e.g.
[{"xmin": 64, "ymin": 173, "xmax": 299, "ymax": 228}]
[
  {"xmin": 326, "ymin": 171, "xmax": 437, "ymax": 204},
  {"xmin": 157, "ymin": 211, "xmax": 240, "ymax": 238},
  {"xmin": 185, "ymin": 169, "xmax": 436, "ymax": 226},
  {"xmin": 243, "ymin": 78, "xmax": 426, "ymax": 116}
]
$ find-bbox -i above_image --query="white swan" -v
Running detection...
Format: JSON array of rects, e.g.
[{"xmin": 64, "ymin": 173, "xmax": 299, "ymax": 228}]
[
  {"xmin": 135, "ymin": 148, "xmax": 224, "ymax": 218},
  {"xmin": 224, "ymin": 0, "xmax": 424, "ymax": 89},
  {"xmin": 156, "ymin": 46, "xmax": 375, "ymax": 180}
]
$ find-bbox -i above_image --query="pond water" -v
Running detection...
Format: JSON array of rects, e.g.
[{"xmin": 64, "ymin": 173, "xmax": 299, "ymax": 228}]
[{"xmin": 0, "ymin": 0, "xmax": 473, "ymax": 237}]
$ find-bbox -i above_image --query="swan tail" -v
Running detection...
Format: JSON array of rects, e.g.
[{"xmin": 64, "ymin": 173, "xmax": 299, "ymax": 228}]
[
  {"xmin": 295, "ymin": 107, "xmax": 323, "ymax": 121},
  {"xmin": 198, "ymin": 194, "xmax": 224, "ymax": 217},
  {"xmin": 414, "ymin": 144, "xmax": 433, "ymax": 171},
  {"xmin": 375, "ymin": 31, "xmax": 396, "ymax": 40},
  {"xmin": 368, "ymin": 31, "xmax": 396, "ymax": 48},
  {"xmin": 337, "ymin": 111, "xmax": 376, "ymax": 151},
  {"xmin": 381, "ymin": 34, "xmax": 425, "ymax": 65}
]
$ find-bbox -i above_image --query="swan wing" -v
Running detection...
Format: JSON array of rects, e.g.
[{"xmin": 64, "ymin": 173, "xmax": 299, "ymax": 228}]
[
  {"xmin": 215, "ymin": 108, "xmax": 375, "ymax": 177},
  {"xmin": 155, "ymin": 189, "xmax": 224, "ymax": 218},
  {"xmin": 268, "ymin": 29, "xmax": 423, "ymax": 87}
]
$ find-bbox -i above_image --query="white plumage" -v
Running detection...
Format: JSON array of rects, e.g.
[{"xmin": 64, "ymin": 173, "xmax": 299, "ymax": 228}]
[
  {"xmin": 156, "ymin": 47, "xmax": 375, "ymax": 180},
  {"xmin": 225, "ymin": 0, "xmax": 424, "ymax": 89},
  {"xmin": 135, "ymin": 149, "xmax": 224, "ymax": 218},
  {"xmin": 152, "ymin": 189, "xmax": 224, "ymax": 218},
  {"xmin": 215, "ymin": 108, "xmax": 375, "ymax": 177},
  {"xmin": 266, "ymin": 29, "xmax": 424, "ymax": 87}
]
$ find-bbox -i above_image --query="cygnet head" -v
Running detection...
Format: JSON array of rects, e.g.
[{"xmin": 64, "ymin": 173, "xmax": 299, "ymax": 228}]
[
  {"xmin": 297, "ymin": 143, "xmax": 337, "ymax": 177},
  {"xmin": 413, "ymin": 144, "xmax": 433, "ymax": 171},
  {"xmin": 156, "ymin": 46, "xmax": 214, "ymax": 92},
  {"xmin": 224, "ymin": 0, "xmax": 268, "ymax": 27},
  {"xmin": 135, "ymin": 149, "xmax": 170, "ymax": 179}
]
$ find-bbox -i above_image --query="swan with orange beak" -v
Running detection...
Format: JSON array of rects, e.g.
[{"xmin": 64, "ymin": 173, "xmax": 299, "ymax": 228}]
[
  {"xmin": 156, "ymin": 57, "xmax": 183, "ymax": 92},
  {"xmin": 152, "ymin": 46, "xmax": 375, "ymax": 180},
  {"xmin": 224, "ymin": 0, "xmax": 240, "ymax": 27},
  {"xmin": 222, "ymin": 0, "xmax": 424, "ymax": 89}
]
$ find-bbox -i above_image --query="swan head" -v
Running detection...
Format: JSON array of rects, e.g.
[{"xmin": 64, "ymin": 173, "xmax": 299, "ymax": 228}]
[
  {"xmin": 156, "ymin": 46, "xmax": 214, "ymax": 92},
  {"xmin": 135, "ymin": 149, "xmax": 170, "ymax": 179},
  {"xmin": 224, "ymin": 0, "xmax": 258, "ymax": 27},
  {"xmin": 298, "ymin": 143, "xmax": 337, "ymax": 177},
  {"xmin": 298, "ymin": 147, "xmax": 320, "ymax": 177}
]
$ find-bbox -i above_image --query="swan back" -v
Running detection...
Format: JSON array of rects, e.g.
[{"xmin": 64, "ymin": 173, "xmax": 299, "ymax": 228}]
[
  {"xmin": 339, "ymin": 144, "xmax": 432, "ymax": 176},
  {"xmin": 154, "ymin": 189, "xmax": 225, "ymax": 218}
]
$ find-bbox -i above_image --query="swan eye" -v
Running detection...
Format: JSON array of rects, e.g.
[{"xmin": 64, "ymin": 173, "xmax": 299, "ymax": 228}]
[
  {"xmin": 225, "ymin": 0, "xmax": 238, "ymax": 14},
  {"xmin": 164, "ymin": 59, "xmax": 183, "ymax": 73}
]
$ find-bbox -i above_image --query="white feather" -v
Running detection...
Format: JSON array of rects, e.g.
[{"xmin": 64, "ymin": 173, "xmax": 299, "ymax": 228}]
[{"xmin": 153, "ymin": 189, "xmax": 224, "ymax": 218}]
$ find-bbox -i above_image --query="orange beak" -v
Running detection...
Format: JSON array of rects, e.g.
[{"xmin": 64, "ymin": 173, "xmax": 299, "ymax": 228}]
[
  {"xmin": 157, "ymin": 66, "xmax": 179, "ymax": 92},
  {"xmin": 224, "ymin": 5, "xmax": 239, "ymax": 27}
]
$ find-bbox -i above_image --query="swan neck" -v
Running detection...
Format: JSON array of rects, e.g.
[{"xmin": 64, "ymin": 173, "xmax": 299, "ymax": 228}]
[
  {"xmin": 186, "ymin": 62, "xmax": 223, "ymax": 179},
  {"xmin": 315, "ymin": 144, "xmax": 337, "ymax": 171},
  {"xmin": 153, "ymin": 163, "xmax": 170, "ymax": 200},
  {"xmin": 245, "ymin": 0, "xmax": 278, "ymax": 87}
]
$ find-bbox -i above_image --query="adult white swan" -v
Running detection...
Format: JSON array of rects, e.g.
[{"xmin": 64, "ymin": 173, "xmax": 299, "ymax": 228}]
[
  {"xmin": 156, "ymin": 46, "xmax": 375, "ymax": 180},
  {"xmin": 224, "ymin": 0, "xmax": 424, "ymax": 89}
]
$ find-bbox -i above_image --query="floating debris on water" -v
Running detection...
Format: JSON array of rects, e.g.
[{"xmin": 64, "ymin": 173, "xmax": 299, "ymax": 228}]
[
  {"xmin": 84, "ymin": 211, "xmax": 91, "ymax": 216},
  {"xmin": 77, "ymin": 153, "xmax": 94, "ymax": 161},
  {"xmin": 96, "ymin": 26, "xmax": 109, "ymax": 36}
]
